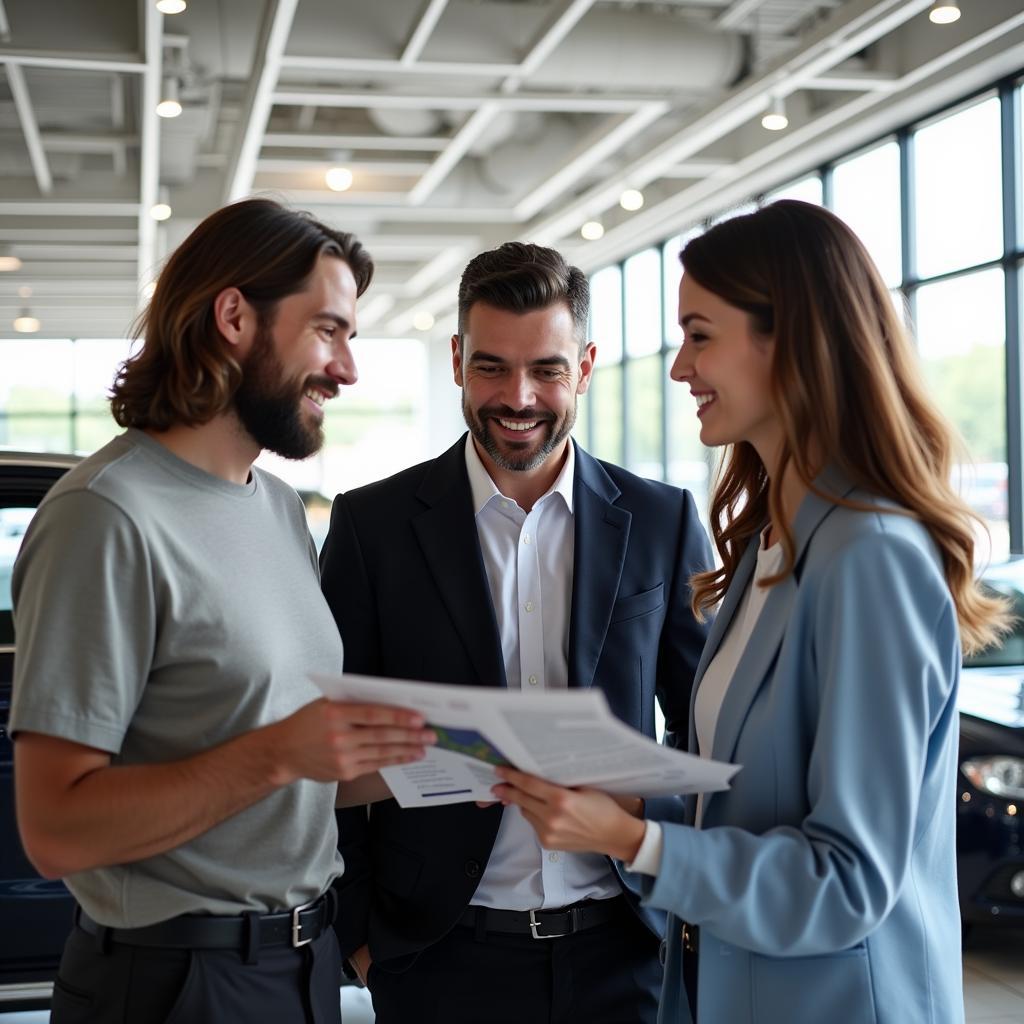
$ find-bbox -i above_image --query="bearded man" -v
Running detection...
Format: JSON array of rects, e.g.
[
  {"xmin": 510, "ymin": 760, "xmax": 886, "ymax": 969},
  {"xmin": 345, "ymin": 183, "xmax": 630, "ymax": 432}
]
[
  {"xmin": 319, "ymin": 241, "xmax": 713, "ymax": 1024},
  {"xmin": 10, "ymin": 198, "xmax": 435, "ymax": 1024}
]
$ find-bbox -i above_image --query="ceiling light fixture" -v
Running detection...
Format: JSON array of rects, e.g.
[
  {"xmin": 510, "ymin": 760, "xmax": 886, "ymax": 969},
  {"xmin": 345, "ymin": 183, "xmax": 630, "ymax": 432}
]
[
  {"xmin": 0, "ymin": 254, "xmax": 22, "ymax": 272},
  {"xmin": 325, "ymin": 166, "xmax": 354, "ymax": 192},
  {"xmin": 13, "ymin": 287, "xmax": 39, "ymax": 333},
  {"xmin": 928, "ymin": 1, "xmax": 960, "ymax": 24},
  {"xmin": 156, "ymin": 0, "xmax": 187, "ymax": 13},
  {"xmin": 581, "ymin": 220, "xmax": 604, "ymax": 241},
  {"xmin": 151, "ymin": 188, "xmax": 172, "ymax": 221},
  {"xmin": 761, "ymin": 95, "xmax": 789, "ymax": 132},
  {"xmin": 156, "ymin": 76, "xmax": 182, "ymax": 118},
  {"xmin": 413, "ymin": 311, "xmax": 435, "ymax": 332},
  {"xmin": 620, "ymin": 189, "xmax": 644, "ymax": 212}
]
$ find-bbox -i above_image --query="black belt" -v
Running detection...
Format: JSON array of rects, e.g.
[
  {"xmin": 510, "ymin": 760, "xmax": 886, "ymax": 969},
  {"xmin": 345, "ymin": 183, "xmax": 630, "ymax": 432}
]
[
  {"xmin": 75, "ymin": 891, "xmax": 335, "ymax": 952},
  {"xmin": 459, "ymin": 896, "xmax": 623, "ymax": 940}
]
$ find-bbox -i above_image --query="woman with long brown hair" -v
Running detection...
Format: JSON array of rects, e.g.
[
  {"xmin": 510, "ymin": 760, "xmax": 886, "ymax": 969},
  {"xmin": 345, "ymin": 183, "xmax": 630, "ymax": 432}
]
[{"xmin": 493, "ymin": 200, "xmax": 1007, "ymax": 1023}]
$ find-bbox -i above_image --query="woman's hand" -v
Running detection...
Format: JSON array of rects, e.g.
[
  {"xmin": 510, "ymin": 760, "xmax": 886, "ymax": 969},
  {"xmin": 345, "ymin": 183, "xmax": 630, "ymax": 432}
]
[{"xmin": 493, "ymin": 767, "xmax": 646, "ymax": 862}]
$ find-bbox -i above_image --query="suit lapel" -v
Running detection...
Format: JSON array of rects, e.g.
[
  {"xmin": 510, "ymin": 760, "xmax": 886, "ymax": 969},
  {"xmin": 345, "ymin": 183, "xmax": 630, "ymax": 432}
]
[
  {"xmin": 411, "ymin": 437, "xmax": 507, "ymax": 688},
  {"xmin": 697, "ymin": 465, "xmax": 858, "ymax": 819},
  {"xmin": 568, "ymin": 445, "xmax": 631, "ymax": 690}
]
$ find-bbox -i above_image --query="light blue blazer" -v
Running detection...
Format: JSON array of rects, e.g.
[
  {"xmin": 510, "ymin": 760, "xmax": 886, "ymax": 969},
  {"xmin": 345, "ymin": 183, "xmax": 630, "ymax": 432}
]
[{"xmin": 630, "ymin": 468, "xmax": 965, "ymax": 1024}]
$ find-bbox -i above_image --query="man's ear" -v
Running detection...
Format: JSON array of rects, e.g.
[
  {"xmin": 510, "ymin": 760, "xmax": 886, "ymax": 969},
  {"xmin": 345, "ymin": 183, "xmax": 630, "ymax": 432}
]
[
  {"xmin": 576, "ymin": 341, "xmax": 597, "ymax": 395},
  {"xmin": 451, "ymin": 334, "xmax": 464, "ymax": 387},
  {"xmin": 213, "ymin": 287, "xmax": 257, "ymax": 352}
]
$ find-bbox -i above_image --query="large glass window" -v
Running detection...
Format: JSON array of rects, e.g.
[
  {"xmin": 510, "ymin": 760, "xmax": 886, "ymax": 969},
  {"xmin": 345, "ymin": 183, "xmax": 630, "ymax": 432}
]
[
  {"xmin": 915, "ymin": 268, "xmax": 1008, "ymax": 562},
  {"xmin": 914, "ymin": 95, "xmax": 1003, "ymax": 279},
  {"xmin": 832, "ymin": 141, "xmax": 902, "ymax": 287},
  {"xmin": 764, "ymin": 174, "xmax": 823, "ymax": 206},
  {"xmin": 580, "ymin": 79, "xmax": 1024, "ymax": 564}
]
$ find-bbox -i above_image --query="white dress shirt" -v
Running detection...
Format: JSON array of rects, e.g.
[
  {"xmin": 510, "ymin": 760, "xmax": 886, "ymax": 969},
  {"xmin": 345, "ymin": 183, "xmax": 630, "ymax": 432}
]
[{"xmin": 464, "ymin": 435, "xmax": 621, "ymax": 910}]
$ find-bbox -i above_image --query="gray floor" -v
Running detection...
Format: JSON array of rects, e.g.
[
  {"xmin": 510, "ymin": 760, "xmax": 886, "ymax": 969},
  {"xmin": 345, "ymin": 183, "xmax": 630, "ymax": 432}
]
[{"xmin": 3, "ymin": 930, "xmax": 1021, "ymax": 1022}]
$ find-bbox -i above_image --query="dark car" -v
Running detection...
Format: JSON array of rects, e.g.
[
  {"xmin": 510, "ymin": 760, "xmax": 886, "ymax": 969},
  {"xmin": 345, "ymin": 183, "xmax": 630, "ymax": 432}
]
[
  {"xmin": 0, "ymin": 451, "xmax": 78, "ymax": 1010},
  {"xmin": 958, "ymin": 558, "xmax": 1024, "ymax": 933}
]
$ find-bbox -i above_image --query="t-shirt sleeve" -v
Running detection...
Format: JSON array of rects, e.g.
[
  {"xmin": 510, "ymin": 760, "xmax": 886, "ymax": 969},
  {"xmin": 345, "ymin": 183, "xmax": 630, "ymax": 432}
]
[{"xmin": 10, "ymin": 488, "xmax": 156, "ymax": 754}]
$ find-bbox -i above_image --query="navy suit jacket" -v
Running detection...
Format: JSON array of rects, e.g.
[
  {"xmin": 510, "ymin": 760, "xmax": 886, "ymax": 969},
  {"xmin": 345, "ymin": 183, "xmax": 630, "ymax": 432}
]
[{"xmin": 320, "ymin": 436, "xmax": 712, "ymax": 965}]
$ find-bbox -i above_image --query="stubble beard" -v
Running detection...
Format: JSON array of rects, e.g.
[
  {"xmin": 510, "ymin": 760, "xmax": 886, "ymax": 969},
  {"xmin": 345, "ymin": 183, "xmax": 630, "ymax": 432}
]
[{"xmin": 462, "ymin": 395, "xmax": 577, "ymax": 472}]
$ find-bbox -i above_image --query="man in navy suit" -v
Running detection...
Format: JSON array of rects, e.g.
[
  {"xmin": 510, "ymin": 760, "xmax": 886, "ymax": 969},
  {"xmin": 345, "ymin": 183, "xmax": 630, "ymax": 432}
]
[{"xmin": 319, "ymin": 242, "xmax": 712, "ymax": 1023}]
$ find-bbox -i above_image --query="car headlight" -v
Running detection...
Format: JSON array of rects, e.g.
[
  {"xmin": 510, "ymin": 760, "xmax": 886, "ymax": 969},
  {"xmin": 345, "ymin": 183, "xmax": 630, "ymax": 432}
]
[{"xmin": 961, "ymin": 756, "xmax": 1024, "ymax": 799}]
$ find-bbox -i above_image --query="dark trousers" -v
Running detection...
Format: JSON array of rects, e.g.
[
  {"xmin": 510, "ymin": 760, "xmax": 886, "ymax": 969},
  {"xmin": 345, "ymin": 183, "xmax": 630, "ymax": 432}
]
[
  {"xmin": 368, "ymin": 902, "xmax": 662, "ymax": 1024},
  {"xmin": 49, "ymin": 919, "xmax": 343, "ymax": 1024}
]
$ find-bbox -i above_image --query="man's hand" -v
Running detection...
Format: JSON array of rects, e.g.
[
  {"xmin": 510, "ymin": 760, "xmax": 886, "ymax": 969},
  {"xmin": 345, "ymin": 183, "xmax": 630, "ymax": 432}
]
[
  {"xmin": 349, "ymin": 944, "xmax": 372, "ymax": 987},
  {"xmin": 492, "ymin": 767, "xmax": 646, "ymax": 862},
  {"xmin": 270, "ymin": 699, "xmax": 436, "ymax": 786}
]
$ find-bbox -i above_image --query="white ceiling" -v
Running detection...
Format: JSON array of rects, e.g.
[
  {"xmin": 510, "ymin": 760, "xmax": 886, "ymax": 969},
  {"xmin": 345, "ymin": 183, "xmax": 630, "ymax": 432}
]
[{"xmin": 0, "ymin": 0, "xmax": 1023, "ymax": 340}]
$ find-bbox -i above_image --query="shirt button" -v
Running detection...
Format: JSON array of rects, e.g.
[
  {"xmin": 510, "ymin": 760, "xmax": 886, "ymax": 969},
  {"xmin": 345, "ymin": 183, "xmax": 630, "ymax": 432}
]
[
  {"xmin": 525, "ymin": 601, "xmax": 534, "ymax": 612},
  {"xmin": 464, "ymin": 860, "xmax": 481, "ymax": 878},
  {"xmin": 548, "ymin": 852, "xmax": 559, "ymax": 863},
  {"xmin": 528, "ymin": 675, "xmax": 538, "ymax": 686},
  {"xmin": 523, "ymin": 533, "xmax": 531, "ymax": 544}
]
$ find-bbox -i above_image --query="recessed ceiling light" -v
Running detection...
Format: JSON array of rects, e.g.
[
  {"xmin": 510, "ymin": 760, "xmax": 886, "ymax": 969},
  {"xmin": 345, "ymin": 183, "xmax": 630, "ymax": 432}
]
[
  {"xmin": 151, "ymin": 202, "xmax": 172, "ymax": 221},
  {"xmin": 156, "ymin": 0, "xmax": 187, "ymax": 12},
  {"xmin": 413, "ymin": 311, "xmax": 435, "ymax": 331},
  {"xmin": 929, "ymin": 1, "xmax": 960, "ymax": 24},
  {"xmin": 581, "ymin": 220, "xmax": 605, "ymax": 241},
  {"xmin": 619, "ymin": 189, "xmax": 644, "ymax": 212},
  {"xmin": 0, "ymin": 255, "xmax": 22, "ymax": 272},
  {"xmin": 325, "ymin": 166, "xmax": 354, "ymax": 192}
]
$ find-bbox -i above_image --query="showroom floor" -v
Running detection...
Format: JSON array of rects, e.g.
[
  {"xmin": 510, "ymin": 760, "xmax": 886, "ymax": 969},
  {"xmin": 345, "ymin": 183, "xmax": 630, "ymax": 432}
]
[{"xmin": 2, "ymin": 930, "xmax": 1021, "ymax": 1022}]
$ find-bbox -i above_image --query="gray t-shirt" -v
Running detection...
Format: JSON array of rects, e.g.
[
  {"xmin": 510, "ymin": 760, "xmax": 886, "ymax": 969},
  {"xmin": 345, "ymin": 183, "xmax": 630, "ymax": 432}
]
[{"xmin": 10, "ymin": 429, "xmax": 345, "ymax": 927}]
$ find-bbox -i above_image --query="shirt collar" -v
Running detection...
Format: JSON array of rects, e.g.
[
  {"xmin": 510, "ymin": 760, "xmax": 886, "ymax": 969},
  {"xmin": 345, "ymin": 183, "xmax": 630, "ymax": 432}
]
[{"xmin": 464, "ymin": 433, "xmax": 575, "ymax": 517}]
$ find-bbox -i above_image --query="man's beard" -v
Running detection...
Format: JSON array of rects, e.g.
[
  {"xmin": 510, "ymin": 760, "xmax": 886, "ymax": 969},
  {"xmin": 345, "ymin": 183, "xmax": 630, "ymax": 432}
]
[
  {"xmin": 233, "ymin": 322, "xmax": 333, "ymax": 460},
  {"xmin": 462, "ymin": 395, "xmax": 576, "ymax": 472}
]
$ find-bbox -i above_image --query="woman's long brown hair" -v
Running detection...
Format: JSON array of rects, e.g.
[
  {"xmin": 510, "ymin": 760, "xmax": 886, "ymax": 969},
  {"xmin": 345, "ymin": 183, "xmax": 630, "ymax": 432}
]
[{"xmin": 684, "ymin": 200, "xmax": 1008, "ymax": 655}]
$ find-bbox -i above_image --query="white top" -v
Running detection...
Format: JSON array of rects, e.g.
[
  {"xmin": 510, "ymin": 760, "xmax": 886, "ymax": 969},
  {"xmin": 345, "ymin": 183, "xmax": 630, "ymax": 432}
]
[
  {"xmin": 628, "ymin": 527, "xmax": 783, "ymax": 876},
  {"xmin": 464, "ymin": 435, "xmax": 620, "ymax": 910}
]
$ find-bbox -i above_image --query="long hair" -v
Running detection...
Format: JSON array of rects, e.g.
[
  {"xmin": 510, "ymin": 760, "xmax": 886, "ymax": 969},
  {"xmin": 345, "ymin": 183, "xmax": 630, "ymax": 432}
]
[
  {"xmin": 456, "ymin": 241, "xmax": 589, "ymax": 353},
  {"xmin": 111, "ymin": 198, "xmax": 373, "ymax": 430},
  {"xmin": 684, "ymin": 199, "xmax": 1007, "ymax": 654}
]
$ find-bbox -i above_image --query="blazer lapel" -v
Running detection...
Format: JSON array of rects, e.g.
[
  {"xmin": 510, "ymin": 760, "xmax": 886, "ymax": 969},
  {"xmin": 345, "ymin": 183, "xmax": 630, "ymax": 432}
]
[
  {"xmin": 568, "ymin": 445, "xmax": 630, "ymax": 689},
  {"xmin": 698, "ymin": 465, "xmax": 858, "ymax": 818},
  {"xmin": 411, "ymin": 436, "xmax": 507, "ymax": 689}
]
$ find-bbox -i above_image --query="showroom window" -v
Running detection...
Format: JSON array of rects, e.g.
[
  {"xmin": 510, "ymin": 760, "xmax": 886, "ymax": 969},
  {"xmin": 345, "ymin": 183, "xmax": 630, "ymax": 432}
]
[{"xmin": 580, "ymin": 77, "xmax": 1024, "ymax": 564}]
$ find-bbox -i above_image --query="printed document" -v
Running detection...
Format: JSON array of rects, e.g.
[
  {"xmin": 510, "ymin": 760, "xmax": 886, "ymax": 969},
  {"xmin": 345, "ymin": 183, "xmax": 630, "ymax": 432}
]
[{"xmin": 312, "ymin": 672, "xmax": 739, "ymax": 808}]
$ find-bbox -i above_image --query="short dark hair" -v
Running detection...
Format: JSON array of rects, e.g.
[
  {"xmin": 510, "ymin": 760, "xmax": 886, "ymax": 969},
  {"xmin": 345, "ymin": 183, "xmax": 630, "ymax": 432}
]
[
  {"xmin": 111, "ymin": 198, "xmax": 373, "ymax": 431},
  {"xmin": 456, "ymin": 241, "xmax": 589, "ymax": 351}
]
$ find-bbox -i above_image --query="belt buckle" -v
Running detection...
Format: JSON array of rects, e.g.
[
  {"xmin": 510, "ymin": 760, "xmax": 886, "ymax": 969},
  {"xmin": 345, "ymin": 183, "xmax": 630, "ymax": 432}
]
[
  {"xmin": 528, "ymin": 908, "xmax": 570, "ymax": 940},
  {"xmin": 291, "ymin": 898, "xmax": 317, "ymax": 948}
]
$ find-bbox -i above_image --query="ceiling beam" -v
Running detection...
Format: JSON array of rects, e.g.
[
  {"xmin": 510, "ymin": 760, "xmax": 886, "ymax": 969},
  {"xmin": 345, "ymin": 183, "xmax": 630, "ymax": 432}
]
[
  {"xmin": 271, "ymin": 88, "xmax": 664, "ymax": 114},
  {"xmin": 401, "ymin": 0, "xmax": 449, "ymax": 65},
  {"xmin": 4, "ymin": 64, "xmax": 52, "ymax": 194},
  {"xmin": 223, "ymin": 0, "xmax": 300, "ymax": 203},
  {"xmin": 502, "ymin": 0, "xmax": 594, "ymax": 93},
  {"xmin": 514, "ymin": 103, "xmax": 668, "ymax": 221},
  {"xmin": 278, "ymin": 55, "xmax": 520, "ymax": 77},
  {"xmin": 262, "ymin": 132, "xmax": 449, "ymax": 151},
  {"xmin": 0, "ymin": 201, "xmax": 139, "ymax": 216},
  {"xmin": 715, "ymin": 0, "xmax": 772, "ymax": 30},
  {"xmin": 407, "ymin": 102, "xmax": 500, "ymax": 206},
  {"xmin": 0, "ymin": 46, "xmax": 145, "ymax": 73}
]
